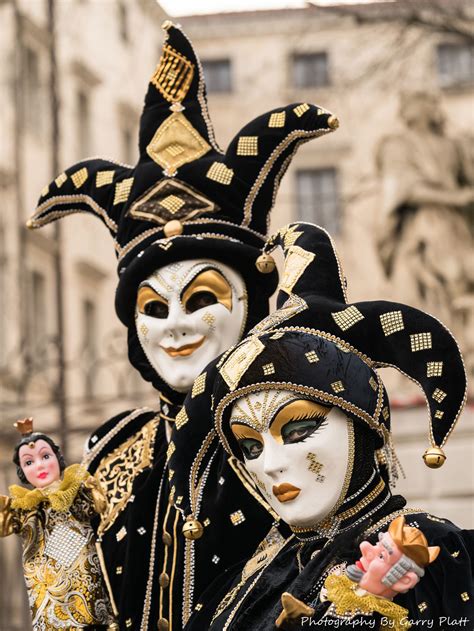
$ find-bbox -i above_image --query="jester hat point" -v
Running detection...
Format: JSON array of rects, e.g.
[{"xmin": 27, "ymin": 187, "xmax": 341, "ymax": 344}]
[
  {"xmin": 28, "ymin": 23, "xmax": 338, "ymax": 333},
  {"xmin": 211, "ymin": 222, "xmax": 467, "ymax": 472}
]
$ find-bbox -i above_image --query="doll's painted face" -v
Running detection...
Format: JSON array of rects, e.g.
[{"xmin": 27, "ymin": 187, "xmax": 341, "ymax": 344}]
[
  {"xmin": 136, "ymin": 259, "xmax": 247, "ymax": 393},
  {"xmin": 230, "ymin": 390, "xmax": 350, "ymax": 528},
  {"xmin": 18, "ymin": 439, "xmax": 61, "ymax": 489}
]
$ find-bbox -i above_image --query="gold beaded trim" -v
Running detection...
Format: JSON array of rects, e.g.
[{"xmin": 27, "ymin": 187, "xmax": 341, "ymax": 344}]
[{"xmin": 30, "ymin": 194, "xmax": 119, "ymax": 234}]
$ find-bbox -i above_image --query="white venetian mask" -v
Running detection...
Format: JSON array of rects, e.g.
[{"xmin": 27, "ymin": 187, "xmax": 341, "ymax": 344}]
[
  {"xmin": 136, "ymin": 259, "xmax": 247, "ymax": 393},
  {"xmin": 230, "ymin": 390, "xmax": 351, "ymax": 528}
]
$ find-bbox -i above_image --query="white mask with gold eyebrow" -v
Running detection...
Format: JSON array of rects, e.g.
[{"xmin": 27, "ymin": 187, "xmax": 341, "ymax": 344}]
[
  {"xmin": 136, "ymin": 259, "xmax": 247, "ymax": 393},
  {"xmin": 230, "ymin": 390, "xmax": 350, "ymax": 528}
]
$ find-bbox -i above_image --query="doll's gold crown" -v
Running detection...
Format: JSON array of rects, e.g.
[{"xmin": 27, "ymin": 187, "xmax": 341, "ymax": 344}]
[{"xmin": 14, "ymin": 417, "xmax": 34, "ymax": 436}]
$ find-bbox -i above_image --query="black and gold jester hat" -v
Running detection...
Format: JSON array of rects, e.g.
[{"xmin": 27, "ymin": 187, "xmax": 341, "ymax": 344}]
[
  {"xmin": 27, "ymin": 22, "xmax": 339, "ymax": 329},
  {"xmin": 213, "ymin": 222, "xmax": 467, "ymax": 468}
]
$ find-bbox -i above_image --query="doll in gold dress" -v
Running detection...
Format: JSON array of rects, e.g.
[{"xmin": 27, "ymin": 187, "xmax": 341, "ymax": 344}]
[{"xmin": 0, "ymin": 418, "xmax": 116, "ymax": 630}]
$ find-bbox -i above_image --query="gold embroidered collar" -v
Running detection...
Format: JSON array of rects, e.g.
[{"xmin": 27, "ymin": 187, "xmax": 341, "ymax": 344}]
[{"xmin": 9, "ymin": 464, "xmax": 89, "ymax": 511}]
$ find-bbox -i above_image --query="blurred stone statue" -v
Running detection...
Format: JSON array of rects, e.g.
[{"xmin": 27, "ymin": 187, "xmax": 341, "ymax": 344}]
[{"xmin": 376, "ymin": 91, "xmax": 474, "ymax": 374}]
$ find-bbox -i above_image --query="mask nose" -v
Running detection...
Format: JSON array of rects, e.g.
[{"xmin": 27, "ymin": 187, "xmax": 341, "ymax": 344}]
[
  {"xmin": 262, "ymin": 439, "xmax": 287, "ymax": 480},
  {"xmin": 162, "ymin": 298, "xmax": 194, "ymax": 341}
]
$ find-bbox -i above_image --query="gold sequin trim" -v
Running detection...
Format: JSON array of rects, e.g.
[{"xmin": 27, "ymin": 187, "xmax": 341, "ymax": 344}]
[
  {"xmin": 206, "ymin": 162, "xmax": 234, "ymax": 185},
  {"xmin": 71, "ymin": 167, "xmax": 88, "ymax": 188},
  {"xmin": 332, "ymin": 306, "xmax": 364, "ymax": 331},
  {"xmin": 432, "ymin": 388, "xmax": 447, "ymax": 403},
  {"xmin": 192, "ymin": 372, "xmax": 207, "ymax": 397},
  {"xmin": 55, "ymin": 172, "xmax": 67, "ymax": 188},
  {"xmin": 175, "ymin": 407, "xmax": 189, "ymax": 430},
  {"xmin": 96, "ymin": 170, "xmax": 115, "ymax": 187},
  {"xmin": 150, "ymin": 43, "xmax": 194, "ymax": 103},
  {"xmin": 114, "ymin": 177, "xmax": 134, "ymax": 205},
  {"xmin": 427, "ymin": 361, "xmax": 443, "ymax": 377},
  {"xmin": 237, "ymin": 136, "xmax": 258, "ymax": 156},
  {"xmin": 268, "ymin": 111, "xmax": 286, "ymax": 128},
  {"xmin": 380, "ymin": 310, "xmax": 404, "ymax": 336},
  {"xmin": 293, "ymin": 103, "xmax": 310, "ymax": 117},
  {"xmin": 410, "ymin": 332, "xmax": 432, "ymax": 352}
]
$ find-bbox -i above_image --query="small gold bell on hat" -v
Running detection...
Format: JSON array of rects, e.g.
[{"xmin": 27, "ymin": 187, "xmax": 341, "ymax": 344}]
[
  {"xmin": 422, "ymin": 446, "xmax": 446, "ymax": 469},
  {"xmin": 256, "ymin": 253, "xmax": 276, "ymax": 274},
  {"xmin": 182, "ymin": 515, "xmax": 204, "ymax": 540},
  {"xmin": 163, "ymin": 220, "xmax": 184, "ymax": 238},
  {"xmin": 328, "ymin": 115, "xmax": 339, "ymax": 130}
]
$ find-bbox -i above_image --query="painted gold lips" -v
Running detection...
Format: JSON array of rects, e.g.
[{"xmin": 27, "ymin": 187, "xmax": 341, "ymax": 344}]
[
  {"xmin": 161, "ymin": 336, "xmax": 206, "ymax": 357},
  {"xmin": 272, "ymin": 483, "xmax": 301, "ymax": 503}
]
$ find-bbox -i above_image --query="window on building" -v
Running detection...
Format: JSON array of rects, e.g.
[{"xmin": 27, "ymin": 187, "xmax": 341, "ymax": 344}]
[
  {"xmin": 296, "ymin": 168, "xmax": 341, "ymax": 234},
  {"xmin": 77, "ymin": 89, "xmax": 91, "ymax": 158},
  {"xmin": 437, "ymin": 43, "xmax": 474, "ymax": 87},
  {"xmin": 118, "ymin": 3, "xmax": 129, "ymax": 43},
  {"xmin": 28, "ymin": 270, "xmax": 47, "ymax": 356},
  {"xmin": 23, "ymin": 46, "xmax": 42, "ymax": 131},
  {"xmin": 201, "ymin": 59, "xmax": 232, "ymax": 93},
  {"xmin": 292, "ymin": 52, "xmax": 329, "ymax": 88},
  {"xmin": 82, "ymin": 299, "xmax": 97, "ymax": 396}
]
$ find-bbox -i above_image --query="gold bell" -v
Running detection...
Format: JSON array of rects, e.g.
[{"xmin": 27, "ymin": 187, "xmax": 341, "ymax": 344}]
[
  {"xmin": 328, "ymin": 115, "xmax": 340, "ymax": 130},
  {"xmin": 182, "ymin": 516, "xmax": 204, "ymax": 540},
  {"xmin": 163, "ymin": 220, "xmax": 184, "ymax": 238},
  {"xmin": 256, "ymin": 253, "xmax": 276, "ymax": 274},
  {"xmin": 422, "ymin": 446, "xmax": 446, "ymax": 469}
]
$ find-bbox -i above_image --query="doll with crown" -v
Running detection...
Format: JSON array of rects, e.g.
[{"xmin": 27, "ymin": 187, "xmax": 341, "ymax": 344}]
[{"xmin": 0, "ymin": 418, "xmax": 116, "ymax": 630}]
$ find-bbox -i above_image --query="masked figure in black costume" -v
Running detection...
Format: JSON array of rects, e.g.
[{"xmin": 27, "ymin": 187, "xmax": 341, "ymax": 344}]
[
  {"xmin": 27, "ymin": 21, "xmax": 338, "ymax": 630},
  {"xmin": 170, "ymin": 222, "xmax": 473, "ymax": 630}
]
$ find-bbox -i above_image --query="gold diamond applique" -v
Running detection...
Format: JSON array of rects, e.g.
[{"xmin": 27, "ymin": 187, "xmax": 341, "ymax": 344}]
[
  {"xmin": 202, "ymin": 312, "xmax": 216, "ymax": 327},
  {"xmin": 117, "ymin": 567, "xmax": 123, "ymax": 575},
  {"xmin": 461, "ymin": 592, "xmax": 470, "ymax": 602},
  {"xmin": 382, "ymin": 406, "xmax": 390, "ymax": 421},
  {"xmin": 55, "ymin": 173, "xmax": 67, "ymax": 188},
  {"xmin": 305, "ymin": 351, "xmax": 319, "ymax": 363},
  {"xmin": 219, "ymin": 337, "xmax": 265, "ymax": 391},
  {"xmin": 451, "ymin": 551, "xmax": 460, "ymax": 558},
  {"xmin": 410, "ymin": 332, "xmax": 432, "ymax": 352},
  {"xmin": 262, "ymin": 363, "xmax": 275, "ymax": 376},
  {"xmin": 139, "ymin": 323, "xmax": 148, "ymax": 336},
  {"xmin": 160, "ymin": 194, "xmax": 185, "ymax": 214},
  {"xmin": 192, "ymin": 373, "xmax": 207, "ymax": 397},
  {"xmin": 96, "ymin": 170, "xmax": 115, "ymax": 187},
  {"xmin": 206, "ymin": 162, "xmax": 234, "ymax": 185},
  {"xmin": 434, "ymin": 410, "xmax": 444, "ymax": 420},
  {"xmin": 293, "ymin": 103, "xmax": 310, "ymax": 117},
  {"xmin": 116, "ymin": 526, "xmax": 127, "ymax": 542},
  {"xmin": 268, "ymin": 111, "xmax": 286, "ymax": 128},
  {"xmin": 230, "ymin": 510, "xmax": 245, "ymax": 526},
  {"xmin": 175, "ymin": 408, "xmax": 189, "ymax": 430},
  {"xmin": 237, "ymin": 136, "xmax": 258, "ymax": 156},
  {"xmin": 331, "ymin": 380, "xmax": 345, "ymax": 393},
  {"xmin": 332, "ymin": 306, "xmax": 364, "ymax": 331},
  {"xmin": 427, "ymin": 361, "xmax": 443, "ymax": 377},
  {"xmin": 114, "ymin": 178, "xmax": 134, "ymax": 205},
  {"xmin": 71, "ymin": 167, "xmax": 88, "ymax": 188},
  {"xmin": 40, "ymin": 185, "xmax": 49, "ymax": 197},
  {"xmin": 146, "ymin": 112, "xmax": 211, "ymax": 175},
  {"xmin": 150, "ymin": 43, "xmax": 194, "ymax": 103},
  {"xmin": 432, "ymin": 388, "xmax": 446, "ymax": 403},
  {"xmin": 203, "ymin": 518, "xmax": 210, "ymax": 526},
  {"xmin": 418, "ymin": 602, "xmax": 428, "ymax": 612},
  {"xmin": 380, "ymin": 311, "xmax": 404, "ymax": 336},
  {"xmin": 166, "ymin": 441, "xmax": 175, "ymax": 462},
  {"xmin": 369, "ymin": 376, "xmax": 378, "ymax": 391}
]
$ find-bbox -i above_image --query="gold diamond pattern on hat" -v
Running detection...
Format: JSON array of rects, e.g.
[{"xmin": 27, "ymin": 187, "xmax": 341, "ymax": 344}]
[
  {"xmin": 281, "ymin": 225, "xmax": 304, "ymax": 251},
  {"xmin": 262, "ymin": 363, "xmax": 275, "ymax": 376},
  {"xmin": 369, "ymin": 376, "xmax": 378, "ymax": 391},
  {"xmin": 332, "ymin": 305, "xmax": 364, "ymax": 331},
  {"xmin": 55, "ymin": 173, "xmax": 67, "ymax": 188},
  {"xmin": 71, "ymin": 167, "xmax": 88, "ymax": 189},
  {"xmin": 147, "ymin": 111, "xmax": 211, "ymax": 175},
  {"xmin": 427, "ymin": 361, "xmax": 443, "ymax": 377},
  {"xmin": 150, "ymin": 44, "xmax": 194, "ymax": 103},
  {"xmin": 220, "ymin": 336, "xmax": 265, "ymax": 391},
  {"xmin": 40, "ymin": 185, "xmax": 49, "ymax": 197},
  {"xmin": 166, "ymin": 441, "xmax": 175, "ymax": 462},
  {"xmin": 305, "ymin": 350, "xmax": 319, "ymax": 363},
  {"xmin": 268, "ymin": 111, "xmax": 286, "ymax": 128},
  {"xmin": 382, "ymin": 406, "xmax": 389, "ymax": 421},
  {"xmin": 114, "ymin": 177, "xmax": 134, "ymax": 205},
  {"xmin": 293, "ymin": 103, "xmax": 310, "ymax": 117},
  {"xmin": 160, "ymin": 194, "xmax": 185, "ymax": 214},
  {"xmin": 230, "ymin": 510, "xmax": 245, "ymax": 526},
  {"xmin": 175, "ymin": 408, "xmax": 189, "ymax": 430},
  {"xmin": 206, "ymin": 162, "xmax": 234, "ymax": 185},
  {"xmin": 237, "ymin": 136, "xmax": 258, "ymax": 156},
  {"xmin": 192, "ymin": 373, "xmax": 207, "ymax": 398},
  {"xmin": 434, "ymin": 410, "xmax": 444, "ymax": 419},
  {"xmin": 380, "ymin": 310, "xmax": 405, "ymax": 336},
  {"xmin": 432, "ymin": 388, "xmax": 446, "ymax": 403},
  {"xmin": 279, "ymin": 245, "xmax": 315, "ymax": 294},
  {"xmin": 331, "ymin": 380, "xmax": 345, "ymax": 393},
  {"xmin": 410, "ymin": 332, "xmax": 432, "ymax": 352},
  {"xmin": 96, "ymin": 170, "xmax": 115, "ymax": 187}
]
